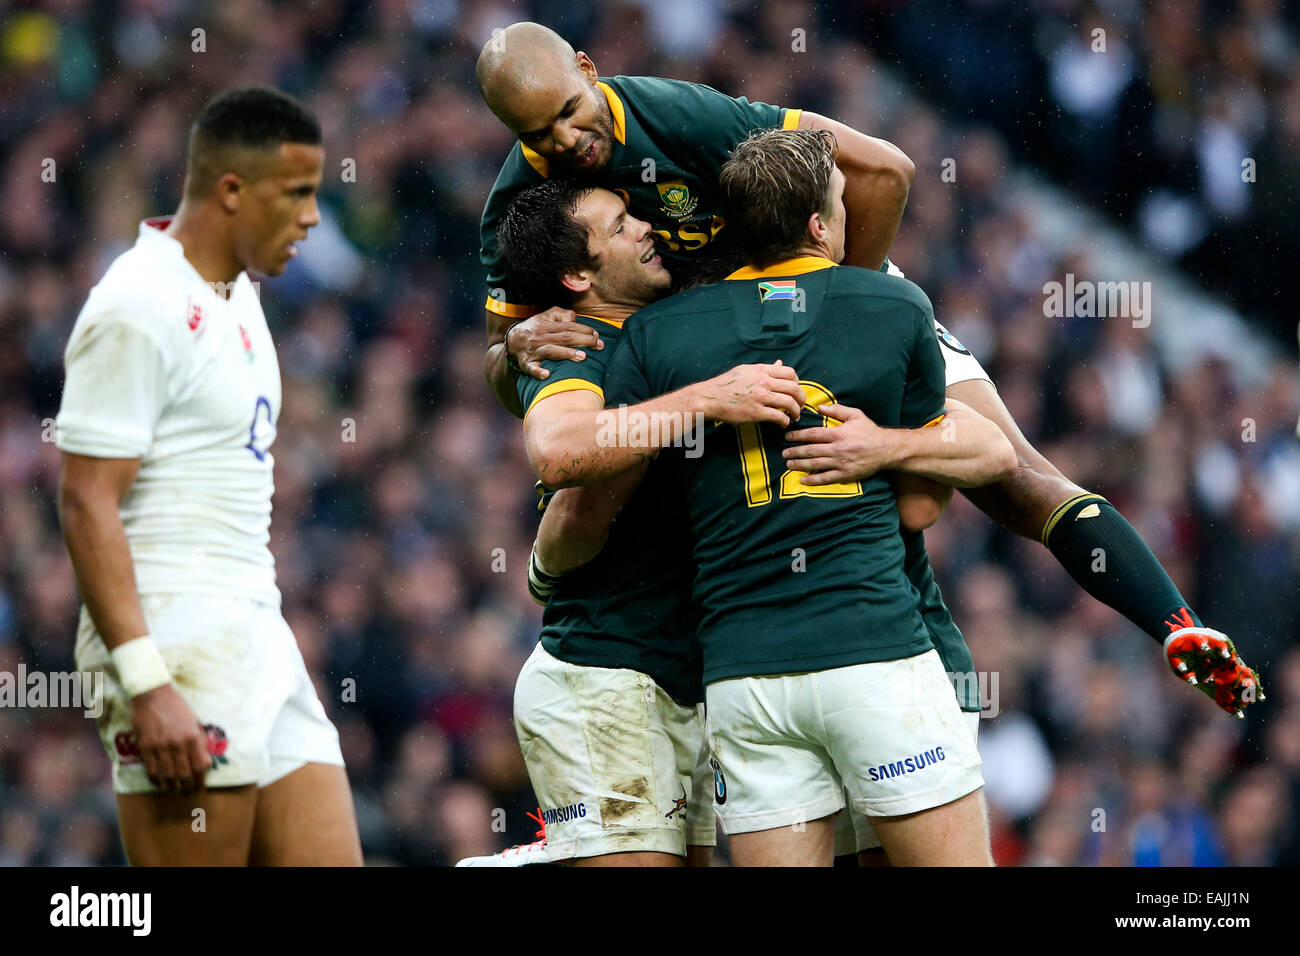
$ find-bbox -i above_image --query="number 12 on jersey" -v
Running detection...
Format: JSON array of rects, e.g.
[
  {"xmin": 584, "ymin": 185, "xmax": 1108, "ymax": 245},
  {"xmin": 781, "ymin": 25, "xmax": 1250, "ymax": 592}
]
[{"xmin": 727, "ymin": 381, "xmax": 863, "ymax": 507}]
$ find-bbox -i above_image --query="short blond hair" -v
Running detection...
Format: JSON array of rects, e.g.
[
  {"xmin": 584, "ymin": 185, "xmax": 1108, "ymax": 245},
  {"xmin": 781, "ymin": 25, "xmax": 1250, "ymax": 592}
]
[{"xmin": 718, "ymin": 127, "xmax": 838, "ymax": 268}]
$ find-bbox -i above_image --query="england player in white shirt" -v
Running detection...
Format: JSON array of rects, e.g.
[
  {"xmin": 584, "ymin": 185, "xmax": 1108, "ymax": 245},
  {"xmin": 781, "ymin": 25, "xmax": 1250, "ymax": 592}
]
[{"xmin": 56, "ymin": 86, "xmax": 362, "ymax": 865}]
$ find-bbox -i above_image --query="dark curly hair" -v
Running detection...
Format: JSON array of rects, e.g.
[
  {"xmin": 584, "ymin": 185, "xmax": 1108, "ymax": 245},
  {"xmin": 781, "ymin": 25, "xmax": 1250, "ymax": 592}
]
[{"xmin": 498, "ymin": 179, "xmax": 598, "ymax": 307}]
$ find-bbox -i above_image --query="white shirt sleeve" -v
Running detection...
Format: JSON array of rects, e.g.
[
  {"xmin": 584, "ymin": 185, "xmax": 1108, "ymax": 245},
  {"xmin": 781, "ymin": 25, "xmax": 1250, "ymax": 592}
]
[{"xmin": 56, "ymin": 317, "xmax": 170, "ymax": 458}]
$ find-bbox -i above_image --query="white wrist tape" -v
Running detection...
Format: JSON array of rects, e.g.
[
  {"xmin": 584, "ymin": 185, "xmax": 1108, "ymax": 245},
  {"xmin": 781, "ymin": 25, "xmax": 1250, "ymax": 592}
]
[
  {"xmin": 531, "ymin": 545, "xmax": 557, "ymax": 579},
  {"xmin": 110, "ymin": 636, "xmax": 172, "ymax": 698}
]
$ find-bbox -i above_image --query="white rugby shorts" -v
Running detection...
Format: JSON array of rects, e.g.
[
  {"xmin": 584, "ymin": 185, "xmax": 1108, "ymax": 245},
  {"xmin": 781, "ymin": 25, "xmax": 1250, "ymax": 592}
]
[
  {"xmin": 76, "ymin": 593, "xmax": 344, "ymax": 794},
  {"xmin": 513, "ymin": 642, "xmax": 715, "ymax": 860},
  {"xmin": 705, "ymin": 649, "xmax": 984, "ymax": 834},
  {"xmin": 834, "ymin": 710, "xmax": 982, "ymax": 855}
]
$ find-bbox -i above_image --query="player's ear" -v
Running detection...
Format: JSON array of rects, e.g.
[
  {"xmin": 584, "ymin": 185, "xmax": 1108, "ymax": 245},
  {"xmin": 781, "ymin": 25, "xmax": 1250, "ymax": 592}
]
[
  {"xmin": 808, "ymin": 209, "xmax": 826, "ymax": 244},
  {"xmin": 575, "ymin": 51, "xmax": 598, "ymax": 83},
  {"xmin": 559, "ymin": 269, "xmax": 591, "ymax": 294},
  {"xmin": 215, "ymin": 172, "xmax": 244, "ymax": 214}
]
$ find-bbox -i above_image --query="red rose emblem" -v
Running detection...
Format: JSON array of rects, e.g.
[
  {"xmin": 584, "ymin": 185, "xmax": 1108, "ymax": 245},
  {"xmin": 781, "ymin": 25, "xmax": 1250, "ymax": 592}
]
[
  {"xmin": 203, "ymin": 723, "xmax": 229, "ymax": 763},
  {"xmin": 114, "ymin": 731, "xmax": 141, "ymax": 763}
]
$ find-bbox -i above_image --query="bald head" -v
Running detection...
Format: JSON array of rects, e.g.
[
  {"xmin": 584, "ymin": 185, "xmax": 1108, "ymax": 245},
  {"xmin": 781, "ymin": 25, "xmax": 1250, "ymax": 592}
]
[
  {"xmin": 476, "ymin": 22, "xmax": 578, "ymax": 110},
  {"xmin": 475, "ymin": 22, "xmax": 616, "ymax": 175}
]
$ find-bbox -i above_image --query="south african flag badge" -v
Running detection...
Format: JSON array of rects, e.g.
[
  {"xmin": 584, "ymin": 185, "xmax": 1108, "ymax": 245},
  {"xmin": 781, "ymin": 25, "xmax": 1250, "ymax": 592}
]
[{"xmin": 758, "ymin": 279, "xmax": 798, "ymax": 302}]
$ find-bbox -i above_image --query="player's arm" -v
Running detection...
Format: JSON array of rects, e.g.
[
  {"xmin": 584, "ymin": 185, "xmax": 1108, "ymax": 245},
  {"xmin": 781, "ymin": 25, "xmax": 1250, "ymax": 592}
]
[
  {"xmin": 799, "ymin": 112, "xmax": 914, "ymax": 271},
  {"xmin": 784, "ymin": 397, "xmax": 1016, "ymax": 488},
  {"xmin": 58, "ymin": 454, "xmax": 149, "ymax": 651},
  {"xmin": 948, "ymin": 376, "xmax": 1262, "ymax": 716},
  {"xmin": 484, "ymin": 309, "xmax": 525, "ymax": 418},
  {"xmin": 896, "ymin": 473, "xmax": 954, "ymax": 533},
  {"xmin": 56, "ymin": 320, "xmax": 212, "ymax": 789},
  {"xmin": 484, "ymin": 305, "xmax": 605, "ymax": 417},
  {"xmin": 524, "ymin": 362, "xmax": 806, "ymax": 489},
  {"xmin": 529, "ymin": 461, "xmax": 650, "ymax": 604},
  {"xmin": 58, "ymin": 453, "xmax": 212, "ymax": 791},
  {"xmin": 522, "ymin": 392, "xmax": 650, "ymax": 603}
]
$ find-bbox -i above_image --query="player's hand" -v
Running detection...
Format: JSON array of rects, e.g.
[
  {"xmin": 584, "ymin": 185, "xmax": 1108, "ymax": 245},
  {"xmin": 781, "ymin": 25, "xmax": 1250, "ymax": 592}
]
[
  {"xmin": 700, "ymin": 360, "xmax": 807, "ymax": 427},
  {"xmin": 783, "ymin": 403, "xmax": 897, "ymax": 483},
  {"xmin": 129, "ymin": 683, "xmax": 213, "ymax": 792},
  {"xmin": 506, "ymin": 308, "xmax": 604, "ymax": 380},
  {"xmin": 1164, "ymin": 627, "xmax": 1264, "ymax": 718}
]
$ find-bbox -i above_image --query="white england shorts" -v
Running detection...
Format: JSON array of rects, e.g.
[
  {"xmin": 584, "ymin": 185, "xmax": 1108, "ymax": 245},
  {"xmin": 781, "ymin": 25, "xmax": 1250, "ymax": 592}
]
[
  {"xmin": 513, "ymin": 642, "xmax": 716, "ymax": 860},
  {"xmin": 834, "ymin": 710, "xmax": 982, "ymax": 855},
  {"xmin": 705, "ymin": 649, "xmax": 983, "ymax": 834},
  {"xmin": 76, "ymin": 593, "xmax": 344, "ymax": 794}
]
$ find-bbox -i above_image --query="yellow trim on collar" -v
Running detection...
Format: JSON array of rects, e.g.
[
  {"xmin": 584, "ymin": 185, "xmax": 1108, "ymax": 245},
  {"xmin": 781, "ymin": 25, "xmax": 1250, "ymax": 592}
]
[
  {"xmin": 575, "ymin": 312, "xmax": 625, "ymax": 329},
  {"xmin": 597, "ymin": 81, "xmax": 626, "ymax": 144},
  {"xmin": 725, "ymin": 256, "xmax": 839, "ymax": 281},
  {"xmin": 485, "ymin": 295, "xmax": 537, "ymax": 318},
  {"xmin": 520, "ymin": 143, "xmax": 548, "ymax": 178}
]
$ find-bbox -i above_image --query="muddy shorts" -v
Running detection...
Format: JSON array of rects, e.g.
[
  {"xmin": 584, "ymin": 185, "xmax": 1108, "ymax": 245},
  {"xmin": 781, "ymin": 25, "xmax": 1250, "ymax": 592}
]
[{"xmin": 513, "ymin": 642, "xmax": 716, "ymax": 859}]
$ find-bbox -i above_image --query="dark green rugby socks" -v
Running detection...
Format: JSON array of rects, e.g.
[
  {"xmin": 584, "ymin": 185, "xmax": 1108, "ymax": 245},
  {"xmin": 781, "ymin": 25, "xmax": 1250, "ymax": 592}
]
[{"xmin": 1042, "ymin": 494, "xmax": 1202, "ymax": 642}]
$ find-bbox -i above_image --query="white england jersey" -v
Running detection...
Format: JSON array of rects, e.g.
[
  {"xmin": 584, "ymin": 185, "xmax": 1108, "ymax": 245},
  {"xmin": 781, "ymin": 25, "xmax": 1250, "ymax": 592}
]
[{"xmin": 57, "ymin": 218, "xmax": 281, "ymax": 605}]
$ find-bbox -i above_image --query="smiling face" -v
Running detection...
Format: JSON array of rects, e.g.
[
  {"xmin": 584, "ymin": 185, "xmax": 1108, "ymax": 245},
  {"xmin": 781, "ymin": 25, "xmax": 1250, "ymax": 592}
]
[
  {"xmin": 228, "ymin": 142, "xmax": 324, "ymax": 276},
  {"xmin": 488, "ymin": 53, "xmax": 616, "ymax": 175},
  {"xmin": 563, "ymin": 188, "xmax": 671, "ymax": 310}
]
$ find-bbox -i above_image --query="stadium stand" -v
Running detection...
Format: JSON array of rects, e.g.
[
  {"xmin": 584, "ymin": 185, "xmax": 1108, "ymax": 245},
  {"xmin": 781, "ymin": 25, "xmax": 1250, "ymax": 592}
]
[{"xmin": 0, "ymin": 0, "xmax": 1296, "ymax": 865}]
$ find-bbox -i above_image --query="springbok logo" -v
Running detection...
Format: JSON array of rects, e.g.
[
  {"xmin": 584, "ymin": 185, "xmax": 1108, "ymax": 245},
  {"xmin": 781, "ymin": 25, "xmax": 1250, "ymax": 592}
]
[{"xmin": 657, "ymin": 180, "xmax": 698, "ymax": 219}]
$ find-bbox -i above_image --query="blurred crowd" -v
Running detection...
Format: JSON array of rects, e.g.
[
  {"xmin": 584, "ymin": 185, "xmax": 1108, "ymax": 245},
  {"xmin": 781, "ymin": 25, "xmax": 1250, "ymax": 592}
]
[
  {"xmin": 0, "ymin": 0, "xmax": 1297, "ymax": 866},
  {"xmin": 871, "ymin": 0, "xmax": 1300, "ymax": 341}
]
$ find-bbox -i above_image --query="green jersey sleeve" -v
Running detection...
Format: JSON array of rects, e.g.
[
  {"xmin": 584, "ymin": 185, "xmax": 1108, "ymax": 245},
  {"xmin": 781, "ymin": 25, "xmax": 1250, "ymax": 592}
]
[
  {"xmin": 517, "ymin": 358, "xmax": 606, "ymax": 419},
  {"xmin": 615, "ymin": 75, "xmax": 799, "ymax": 170},
  {"xmin": 480, "ymin": 146, "xmax": 548, "ymax": 321},
  {"xmin": 900, "ymin": 292, "xmax": 948, "ymax": 428},
  {"xmin": 516, "ymin": 318, "xmax": 627, "ymax": 417}
]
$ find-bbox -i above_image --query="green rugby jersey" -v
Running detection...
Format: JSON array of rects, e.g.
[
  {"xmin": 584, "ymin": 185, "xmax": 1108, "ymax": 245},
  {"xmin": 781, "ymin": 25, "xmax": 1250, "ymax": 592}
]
[
  {"xmin": 905, "ymin": 529, "xmax": 981, "ymax": 712},
  {"xmin": 518, "ymin": 313, "xmax": 628, "ymax": 427},
  {"xmin": 517, "ymin": 315, "xmax": 701, "ymax": 703},
  {"xmin": 603, "ymin": 257, "xmax": 949, "ymax": 684},
  {"xmin": 481, "ymin": 75, "xmax": 801, "ymax": 321}
]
